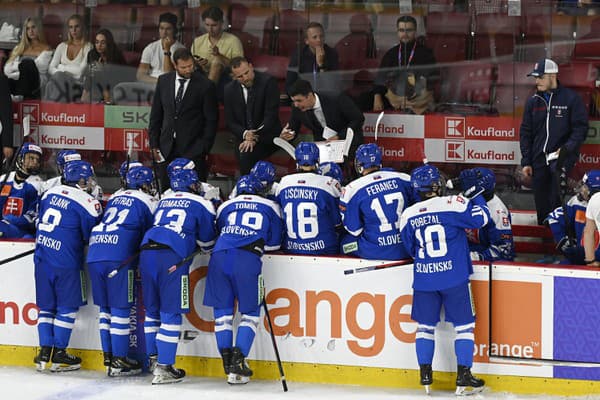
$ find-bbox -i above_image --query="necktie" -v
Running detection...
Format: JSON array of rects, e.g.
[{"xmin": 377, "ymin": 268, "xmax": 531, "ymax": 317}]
[
  {"xmin": 306, "ymin": 108, "xmax": 324, "ymax": 137},
  {"xmin": 175, "ymin": 78, "xmax": 186, "ymax": 111},
  {"xmin": 245, "ymin": 85, "xmax": 254, "ymax": 129}
]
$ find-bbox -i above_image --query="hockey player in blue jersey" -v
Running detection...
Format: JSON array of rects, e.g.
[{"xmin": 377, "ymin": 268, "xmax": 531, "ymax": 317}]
[
  {"xmin": 546, "ymin": 170, "xmax": 600, "ymax": 264},
  {"xmin": 34, "ymin": 160, "xmax": 103, "ymax": 372},
  {"xmin": 164, "ymin": 157, "xmax": 222, "ymax": 207},
  {"xmin": 112, "ymin": 160, "xmax": 144, "ymax": 196},
  {"xmin": 339, "ymin": 143, "xmax": 413, "ymax": 260},
  {"xmin": 0, "ymin": 143, "xmax": 43, "ymax": 239},
  {"xmin": 204, "ymin": 174, "xmax": 283, "ymax": 384},
  {"xmin": 229, "ymin": 160, "xmax": 278, "ymax": 200},
  {"xmin": 319, "ymin": 161, "xmax": 344, "ymax": 185},
  {"xmin": 42, "ymin": 149, "xmax": 104, "ymax": 201},
  {"xmin": 399, "ymin": 164, "xmax": 489, "ymax": 395},
  {"xmin": 276, "ymin": 142, "xmax": 342, "ymax": 255},
  {"xmin": 87, "ymin": 166, "xmax": 158, "ymax": 376},
  {"xmin": 457, "ymin": 167, "xmax": 515, "ymax": 262},
  {"xmin": 139, "ymin": 167, "xmax": 217, "ymax": 384}
]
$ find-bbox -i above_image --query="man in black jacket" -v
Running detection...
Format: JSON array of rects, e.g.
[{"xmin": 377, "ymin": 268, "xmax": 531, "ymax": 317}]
[
  {"xmin": 149, "ymin": 48, "xmax": 218, "ymax": 190},
  {"xmin": 520, "ymin": 58, "xmax": 588, "ymax": 225},
  {"xmin": 224, "ymin": 57, "xmax": 281, "ymax": 175}
]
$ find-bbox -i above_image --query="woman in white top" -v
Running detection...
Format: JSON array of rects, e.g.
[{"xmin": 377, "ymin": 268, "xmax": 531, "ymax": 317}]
[
  {"xmin": 4, "ymin": 17, "xmax": 53, "ymax": 99},
  {"xmin": 45, "ymin": 14, "xmax": 92, "ymax": 103}
]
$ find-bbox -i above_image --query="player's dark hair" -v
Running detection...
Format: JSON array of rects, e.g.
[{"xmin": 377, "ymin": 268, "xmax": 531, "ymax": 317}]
[{"xmin": 288, "ymin": 79, "xmax": 314, "ymax": 97}]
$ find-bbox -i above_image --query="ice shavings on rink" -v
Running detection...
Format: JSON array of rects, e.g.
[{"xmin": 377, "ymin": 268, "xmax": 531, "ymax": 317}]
[{"xmin": 1, "ymin": 366, "xmax": 598, "ymax": 400}]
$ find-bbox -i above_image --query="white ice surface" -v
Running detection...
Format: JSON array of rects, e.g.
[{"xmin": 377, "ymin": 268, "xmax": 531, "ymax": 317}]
[{"xmin": 1, "ymin": 366, "xmax": 598, "ymax": 400}]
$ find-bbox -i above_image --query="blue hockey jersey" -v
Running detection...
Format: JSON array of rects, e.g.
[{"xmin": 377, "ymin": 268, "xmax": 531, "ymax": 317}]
[
  {"xmin": 141, "ymin": 191, "xmax": 216, "ymax": 258},
  {"xmin": 214, "ymin": 194, "xmax": 283, "ymax": 253},
  {"xmin": 400, "ymin": 194, "xmax": 490, "ymax": 291},
  {"xmin": 466, "ymin": 194, "xmax": 515, "ymax": 261},
  {"xmin": 340, "ymin": 170, "xmax": 414, "ymax": 259},
  {"xmin": 35, "ymin": 184, "xmax": 103, "ymax": 269},
  {"xmin": 0, "ymin": 172, "xmax": 42, "ymax": 238},
  {"xmin": 276, "ymin": 172, "xmax": 340, "ymax": 254},
  {"xmin": 87, "ymin": 189, "xmax": 158, "ymax": 263}
]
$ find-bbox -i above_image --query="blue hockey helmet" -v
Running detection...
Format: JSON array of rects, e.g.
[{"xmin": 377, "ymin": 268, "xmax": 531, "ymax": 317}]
[
  {"xmin": 354, "ymin": 143, "xmax": 382, "ymax": 174},
  {"xmin": 126, "ymin": 166, "xmax": 154, "ymax": 190},
  {"xmin": 56, "ymin": 150, "xmax": 81, "ymax": 173},
  {"xmin": 170, "ymin": 168, "xmax": 200, "ymax": 193},
  {"xmin": 250, "ymin": 161, "xmax": 276, "ymax": 185},
  {"xmin": 319, "ymin": 161, "xmax": 344, "ymax": 183},
  {"xmin": 167, "ymin": 158, "xmax": 195, "ymax": 180},
  {"xmin": 63, "ymin": 160, "xmax": 96, "ymax": 193},
  {"xmin": 295, "ymin": 142, "xmax": 320, "ymax": 167},
  {"xmin": 411, "ymin": 164, "xmax": 444, "ymax": 198},
  {"xmin": 459, "ymin": 167, "xmax": 496, "ymax": 194},
  {"xmin": 579, "ymin": 170, "xmax": 600, "ymax": 201},
  {"xmin": 235, "ymin": 174, "xmax": 265, "ymax": 196},
  {"xmin": 16, "ymin": 142, "xmax": 43, "ymax": 176},
  {"xmin": 119, "ymin": 160, "xmax": 143, "ymax": 179}
]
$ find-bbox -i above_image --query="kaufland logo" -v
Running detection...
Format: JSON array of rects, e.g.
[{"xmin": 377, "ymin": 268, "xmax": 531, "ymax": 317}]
[
  {"xmin": 21, "ymin": 103, "xmax": 39, "ymax": 125},
  {"xmin": 445, "ymin": 117, "xmax": 465, "ymax": 138},
  {"xmin": 446, "ymin": 141, "xmax": 464, "ymax": 161},
  {"xmin": 124, "ymin": 129, "xmax": 144, "ymax": 151}
]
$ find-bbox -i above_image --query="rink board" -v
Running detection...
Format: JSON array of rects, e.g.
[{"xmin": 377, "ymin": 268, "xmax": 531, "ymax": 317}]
[{"xmin": 0, "ymin": 240, "xmax": 599, "ymax": 395}]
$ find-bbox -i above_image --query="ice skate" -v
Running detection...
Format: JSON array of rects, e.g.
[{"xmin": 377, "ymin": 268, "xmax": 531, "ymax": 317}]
[
  {"xmin": 151, "ymin": 364, "xmax": 185, "ymax": 385},
  {"xmin": 103, "ymin": 352, "xmax": 112, "ymax": 373},
  {"xmin": 221, "ymin": 348, "xmax": 233, "ymax": 375},
  {"xmin": 34, "ymin": 346, "xmax": 52, "ymax": 372},
  {"xmin": 108, "ymin": 356, "xmax": 142, "ymax": 377},
  {"xmin": 419, "ymin": 364, "xmax": 433, "ymax": 395},
  {"xmin": 227, "ymin": 347, "xmax": 252, "ymax": 385},
  {"xmin": 50, "ymin": 348, "xmax": 81, "ymax": 372},
  {"xmin": 455, "ymin": 365, "xmax": 485, "ymax": 396},
  {"xmin": 148, "ymin": 354, "xmax": 158, "ymax": 373}
]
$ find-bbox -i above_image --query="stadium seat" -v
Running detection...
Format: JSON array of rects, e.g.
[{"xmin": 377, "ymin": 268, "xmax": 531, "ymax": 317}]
[
  {"xmin": 493, "ymin": 85, "xmax": 534, "ymax": 116},
  {"xmin": 273, "ymin": 9, "xmax": 308, "ymax": 57},
  {"xmin": 557, "ymin": 62, "xmax": 598, "ymax": 115},
  {"xmin": 472, "ymin": 13, "xmax": 520, "ymax": 61},
  {"xmin": 424, "ymin": 13, "xmax": 470, "ymax": 63},
  {"xmin": 438, "ymin": 62, "xmax": 496, "ymax": 114},
  {"xmin": 520, "ymin": 14, "xmax": 551, "ymax": 62},
  {"xmin": 229, "ymin": 3, "xmax": 276, "ymax": 56},
  {"xmin": 323, "ymin": 10, "xmax": 368, "ymax": 50},
  {"xmin": 90, "ymin": 4, "xmax": 135, "ymax": 50},
  {"xmin": 133, "ymin": 6, "xmax": 184, "ymax": 53},
  {"xmin": 252, "ymin": 54, "xmax": 289, "ymax": 96},
  {"xmin": 573, "ymin": 16, "xmax": 600, "ymax": 60},
  {"xmin": 41, "ymin": 2, "xmax": 80, "ymax": 48},
  {"xmin": 334, "ymin": 14, "xmax": 375, "ymax": 70},
  {"xmin": 181, "ymin": 6, "xmax": 206, "ymax": 47},
  {"xmin": 548, "ymin": 14, "xmax": 576, "ymax": 63},
  {"xmin": 0, "ymin": 2, "xmax": 42, "ymax": 30}
]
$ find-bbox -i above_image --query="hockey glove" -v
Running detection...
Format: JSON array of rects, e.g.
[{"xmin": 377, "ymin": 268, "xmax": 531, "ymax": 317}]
[
  {"xmin": 557, "ymin": 236, "xmax": 578, "ymax": 257},
  {"xmin": 470, "ymin": 251, "xmax": 482, "ymax": 261},
  {"xmin": 463, "ymin": 185, "xmax": 485, "ymax": 200}
]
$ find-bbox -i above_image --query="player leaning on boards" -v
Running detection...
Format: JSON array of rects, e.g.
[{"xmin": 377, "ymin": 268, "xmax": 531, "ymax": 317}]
[{"xmin": 399, "ymin": 164, "xmax": 489, "ymax": 395}]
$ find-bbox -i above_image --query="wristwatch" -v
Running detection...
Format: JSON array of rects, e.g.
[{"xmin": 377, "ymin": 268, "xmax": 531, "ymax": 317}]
[{"xmin": 164, "ymin": 51, "xmax": 171, "ymax": 56}]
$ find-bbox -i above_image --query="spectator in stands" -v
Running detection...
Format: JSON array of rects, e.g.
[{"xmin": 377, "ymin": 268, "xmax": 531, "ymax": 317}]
[
  {"xmin": 224, "ymin": 56, "xmax": 281, "ymax": 175},
  {"xmin": 136, "ymin": 12, "xmax": 185, "ymax": 84},
  {"xmin": 4, "ymin": 17, "xmax": 52, "ymax": 100},
  {"xmin": 519, "ymin": 58, "xmax": 588, "ymax": 225},
  {"xmin": 0, "ymin": 75, "xmax": 14, "ymax": 165},
  {"xmin": 547, "ymin": 170, "xmax": 600, "ymax": 265},
  {"xmin": 362, "ymin": 15, "xmax": 438, "ymax": 115},
  {"xmin": 45, "ymin": 14, "xmax": 92, "ymax": 103},
  {"xmin": 285, "ymin": 22, "xmax": 339, "ymax": 95},
  {"xmin": 191, "ymin": 6, "xmax": 243, "ymax": 99},
  {"xmin": 81, "ymin": 29, "xmax": 127, "ymax": 104},
  {"xmin": 557, "ymin": 0, "xmax": 600, "ymax": 16},
  {"xmin": 280, "ymin": 79, "xmax": 364, "ymax": 176}
]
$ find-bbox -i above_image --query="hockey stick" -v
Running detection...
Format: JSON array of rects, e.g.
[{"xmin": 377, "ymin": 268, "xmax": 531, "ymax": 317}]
[
  {"xmin": 343, "ymin": 259, "xmax": 412, "ymax": 275},
  {"xmin": 273, "ymin": 137, "xmax": 296, "ymax": 160},
  {"xmin": 262, "ymin": 300, "xmax": 288, "ymax": 392},
  {"xmin": 0, "ymin": 248, "xmax": 35, "ymax": 266},
  {"xmin": 167, "ymin": 247, "xmax": 204, "ymax": 274},
  {"xmin": 373, "ymin": 111, "xmax": 384, "ymax": 141},
  {"xmin": 107, "ymin": 250, "xmax": 142, "ymax": 278},
  {"xmin": 343, "ymin": 127, "xmax": 354, "ymax": 157},
  {"xmin": 488, "ymin": 355, "xmax": 600, "ymax": 368},
  {"xmin": 149, "ymin": 145, "xmax": 162, "ymax": 200}
]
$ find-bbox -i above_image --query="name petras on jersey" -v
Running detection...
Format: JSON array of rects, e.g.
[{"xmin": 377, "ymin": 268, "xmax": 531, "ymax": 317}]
[
  {"xmin": 340, "ymin": 170, "xmax": 414, "ymax": 260},
  {"xmin": 465, "ymin": 194, "xmax": 515, "ymax": 261},
  {"xmin": 399, "ymin": 194, "xmax": 489, "ymax": 291},
  {"xmin": 35, "ymin": 184, "xmax": 103, "ymax": 269},
  {"xmin": 141, "ymin": 190, "xmax": 217, "ymax": 258},
  {"xmin": 213, "ymin": 194, "xmax": 283, "ymax": 254},
  {"xmin": 276, "ymin": 172, "xmax": 341, "ymax": 255},
  {"xmin": 87, "ymin": 189, "xmax": 158, "ymax": 263}
]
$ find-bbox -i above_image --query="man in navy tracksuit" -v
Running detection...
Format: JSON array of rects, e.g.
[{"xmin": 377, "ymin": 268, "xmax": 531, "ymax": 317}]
[{"xmin": 519, "ymin": 58, "xmax": 588, "ymax": 225}]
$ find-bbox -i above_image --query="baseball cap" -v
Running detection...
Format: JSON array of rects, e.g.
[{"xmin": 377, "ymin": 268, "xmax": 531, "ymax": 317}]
[{"xmin": 527, "ymin": 58, "xmax": 559, "ymax": 77}]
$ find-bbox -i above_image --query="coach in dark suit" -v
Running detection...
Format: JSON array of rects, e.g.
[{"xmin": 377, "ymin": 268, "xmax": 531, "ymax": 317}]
[
  {"xmin": 224, "ymin": 56, "xmax": 281, "ymax": 175},
  {"xmin": 149, "ymin": 48, "xmax": 218, "ymax": 190},
  {"xmin": 280, "ymin": 79, "xmax": 364, "ymax": 169}
]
